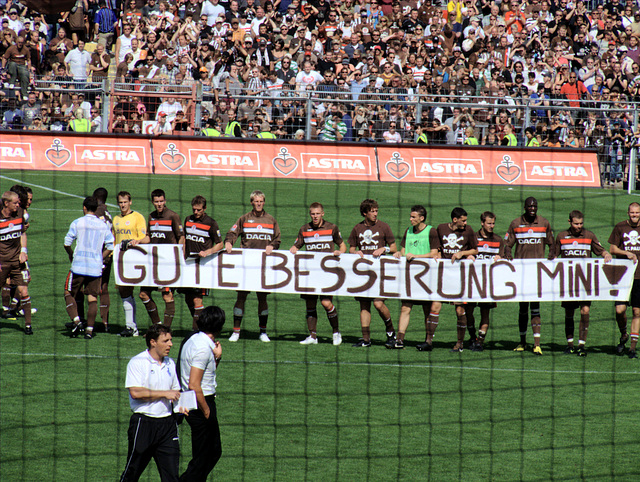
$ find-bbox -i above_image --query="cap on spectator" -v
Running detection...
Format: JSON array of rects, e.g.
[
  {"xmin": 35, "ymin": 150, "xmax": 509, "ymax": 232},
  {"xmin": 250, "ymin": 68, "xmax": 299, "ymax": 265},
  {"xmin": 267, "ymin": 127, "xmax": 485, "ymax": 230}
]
[
  {"xmin": 177, "ymin": 110, "xmax": 184, "ymax": 115},
  {"xmin": 453, "ymin": 46, "xmax": 461, "ymax": 52},
  {"xmin": 34, "ymin": 116, "xmax": 41, "ymax": 120},
  {"xmin": 217, "ymin": 15, "xmax": 225, "ymax": 22},
  {"xmin": 259, "ymin": 38, "xmax": 267, "ymax": 45},
  {"xmin": 342, "ymin": 58, "xmax": 350, "ymax": 64},
  {"xmin": 158, "ymin": 111, "xmax": 167, "ymax": 117},
  {"xmin": 200, "ymin": 66, "xmax": 208, "ymax": 73},
  {"xmin": 245, "ymin": 37, "xmax": 253, "ymax": 44},
  {"xmin": 471, "ymin": 16, "xmax": 481, "ymax": 22}
]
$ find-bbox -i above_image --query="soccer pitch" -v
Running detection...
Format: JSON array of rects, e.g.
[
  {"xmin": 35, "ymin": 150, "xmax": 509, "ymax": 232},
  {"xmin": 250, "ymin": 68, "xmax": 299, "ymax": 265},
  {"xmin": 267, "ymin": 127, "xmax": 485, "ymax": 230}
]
[{"xmin": 0, "ymin": 169, "xmax": 639, "ymax": 481}]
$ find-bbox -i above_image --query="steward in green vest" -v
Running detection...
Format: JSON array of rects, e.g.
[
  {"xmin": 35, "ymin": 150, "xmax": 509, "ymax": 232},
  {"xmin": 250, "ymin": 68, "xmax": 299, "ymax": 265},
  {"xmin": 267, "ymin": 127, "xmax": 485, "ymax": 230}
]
[
  {"xmin": 464, "ymin": 126, "xmax": 479, "ymax": 145},
  {"xmin": 391, "ymin": 204, "xmax": 440, "ymax": 350},
  {"xmin": 224, "ymin": 111, "xmax": 241, "ymax": 137},
  {"xmin": 202, "ymin": 118, "xmax": 222, "ymax": 137},
  {"xmin": 524, "ymin": 127, "xmax": 540, "ymax": 147},
  {"xmin": 256, "ymin": 122, "xmax": 276, "ymax": 139},
  {"xmin": 501, "ymin": 124, "xmax": 518, "ymax": 146},
  {"xmin": 69, "ymin": 117, "xmax": 91, "ymax": 132},
  {"xmin": 416, "ymin": 124, "xmax": 429, "ymax": 144}
]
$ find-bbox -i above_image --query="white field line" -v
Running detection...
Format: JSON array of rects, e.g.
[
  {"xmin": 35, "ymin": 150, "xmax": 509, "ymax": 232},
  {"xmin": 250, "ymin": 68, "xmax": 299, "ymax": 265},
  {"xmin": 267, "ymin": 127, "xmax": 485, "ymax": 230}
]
[{"xmin": 1, "ymin": 351, "xmax": 638, "ymax": 375}]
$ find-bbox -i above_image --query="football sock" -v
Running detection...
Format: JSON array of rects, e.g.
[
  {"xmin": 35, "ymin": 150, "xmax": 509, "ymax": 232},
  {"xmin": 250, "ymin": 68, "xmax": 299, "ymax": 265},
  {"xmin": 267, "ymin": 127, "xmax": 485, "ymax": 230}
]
[
  {"xmin": 327, "ymin": 306, "xmax": 339, "ymax": 332},
  {"xmin": 122, "ymin": 296, "xmax": 137, "ymax": 330},
  {"xmin": 306, "ymin": 309, "xmax": 318, "ymax": 334},
  {"xmin": 259, "ymin": 310, "xmax": 268, "ymax": 333},
  {"xmin": 142, "ymin": 298, "xmax": 160, "ymax": 324},
  {"xmin": 20, "ymin": 296, "xmax": 31, "ymax": 325},
  {"xmin": 64, "ymin": 292, "xmax": 78, "ymax": 320},
  {"xmin": 456, "ymin": 314, "xmax": 467, "ymax": 343},
  {"xmin": 163, "ymin": 300, "xmax": 175, "ymax": 327},
  {"xmin": 565, "ymin": 314, "xmax": 574, "ymax": 345},
  {"xmin": 579, "ymin": 313, "xmax": 589, "ymax": 343},
  {"xmin": 87, "ymin": 300, "xmax": 97, "ymax": 328}
]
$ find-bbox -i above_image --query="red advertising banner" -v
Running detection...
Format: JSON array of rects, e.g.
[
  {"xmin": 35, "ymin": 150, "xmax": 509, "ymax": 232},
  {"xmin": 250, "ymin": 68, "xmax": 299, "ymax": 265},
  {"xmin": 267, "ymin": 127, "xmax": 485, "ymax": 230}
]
[{"xmin": 0, "ymin": 133, "xmax": 600, "ymax": 187}]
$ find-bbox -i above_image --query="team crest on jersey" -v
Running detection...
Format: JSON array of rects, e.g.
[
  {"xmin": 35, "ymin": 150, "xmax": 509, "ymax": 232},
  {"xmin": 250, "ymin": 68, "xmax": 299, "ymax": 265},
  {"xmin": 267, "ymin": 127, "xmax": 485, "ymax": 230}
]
[
  {"xmin": 624, "ymin": 230, "xmax": 640, "ymax": 246},
  {"xmin": 359, "ymin": 229, "xmax": 379, "ymax": 245},
  {"xmin": 385, "ymin": 152, "xmax": 411, "ymax": 180},
  {"xmin": 45, "ymin": 138, "xmax": 72, "ymax": 167},
  {"xmin": 495, "ymin": 155, "xmax": 521, "ymax": 184},
  {"xmin": 443, "ymin": 234, "xmax": 463, "ymax": 249},
  {"xmin": 272, "ymin": 147, "xmax": 299, "ymax": 176},
  {"xmin": 160, "ymin": 143, "xmax": 186, "ymax": 172}
]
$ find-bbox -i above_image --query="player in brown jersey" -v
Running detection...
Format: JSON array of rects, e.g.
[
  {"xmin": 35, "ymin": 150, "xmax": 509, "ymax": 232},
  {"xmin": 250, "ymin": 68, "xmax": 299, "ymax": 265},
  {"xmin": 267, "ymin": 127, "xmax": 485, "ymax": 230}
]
[
  {"xmin": 290, "ymin": 202, "xmax": 347, "ymax": 345},
  {"xmin": 182, "ymin": 195, "xmax": 223, "ymax": 329},
  {"xmin": 0, "ymin": 191, "xmax": 33, "ymax": 334},
  {"xmin": 225, "ymin": 190, "xmax": 281, "ymax": 343},
  {"xmin": 608, "ymin": 202, "xmax": 640, "ymax": 358},
  {"xmin": 139, "ymin": 189, "xmax": 184, "ymax": 328},
  {"xmin": 392, "ymin": 205, "xmax": 440, "ymax": 349},
  {"xmin": 504, "ymin": 197, "xmax": 555, "ymax": 355},
  {"xmin": 556, "ymin": 210, "xmax": 611, "ymax": 357},
  {"xmin": 467, "ymin": 212, "xmax": 505, "ymax": 352},
  {"xmin": 420, "ymin": 207, "xmax": 478, "ymax": 353},
  {"xmin": 347, "ymin": 199, "xmax": 397, "ymax": 348}
]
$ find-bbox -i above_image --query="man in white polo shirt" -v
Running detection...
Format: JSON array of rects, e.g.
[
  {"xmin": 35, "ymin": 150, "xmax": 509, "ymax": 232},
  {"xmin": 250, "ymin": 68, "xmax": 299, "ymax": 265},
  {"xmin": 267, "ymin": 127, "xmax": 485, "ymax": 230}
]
[{"xmin": 120, "ymin": 324, "xmax": 181, "ymax": 482}]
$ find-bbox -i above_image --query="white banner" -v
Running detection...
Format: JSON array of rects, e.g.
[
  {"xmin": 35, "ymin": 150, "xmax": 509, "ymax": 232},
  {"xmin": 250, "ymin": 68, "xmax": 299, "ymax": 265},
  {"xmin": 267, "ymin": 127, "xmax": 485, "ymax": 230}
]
[{"xmin": 113, "ymin": 245, "xmax": 635, "ymax": 302}]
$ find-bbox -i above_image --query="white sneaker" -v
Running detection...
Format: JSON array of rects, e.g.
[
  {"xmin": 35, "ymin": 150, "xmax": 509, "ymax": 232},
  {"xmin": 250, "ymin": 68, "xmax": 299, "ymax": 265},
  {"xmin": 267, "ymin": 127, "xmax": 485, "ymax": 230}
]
[
  {"xmin": 259, "ymin": 332, "xmax": 271, "ymax": 343},
  {"xmin": 229, "ymin": 331, "xmax": 240, "ymax": 342},
  {"xmin": 300, "ymin": 335, "xmax": 318, "ymax": 345},
  {"xmin": 332, "ymin": 332, "xmax": 343, "ymax": 346}
]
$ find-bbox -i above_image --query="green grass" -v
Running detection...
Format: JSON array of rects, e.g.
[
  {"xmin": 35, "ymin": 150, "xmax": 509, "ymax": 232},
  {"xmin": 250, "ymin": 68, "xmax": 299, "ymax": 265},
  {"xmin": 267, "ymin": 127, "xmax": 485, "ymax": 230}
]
[{"xmin": 0, "ymin": 169, "xmax": 639, "ymax": 481}]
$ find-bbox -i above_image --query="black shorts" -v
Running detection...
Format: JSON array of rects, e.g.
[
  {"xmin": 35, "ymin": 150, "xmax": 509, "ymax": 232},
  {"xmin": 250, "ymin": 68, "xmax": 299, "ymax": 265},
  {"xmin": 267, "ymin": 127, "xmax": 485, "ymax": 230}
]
[
  {"xmin": 177, "ymin": 287, "xmax": 209, "ymax": 298},
  {"xmin": 467, "ymin": 302, "xmax": 497, "ymax": 310},
  {"xmin": 400, "ymin": 299, "xmax": 432, "ymax": 307},
  {"xmin": 561, "ymin": 301, "xmax": 591, "ymax": 310},
  {"xmin": 141, "ymin": 286, "xmax": 173, "ymax": 294},
  {"xmin": 101, "ymin": 258, "xmax": 112, "ymax": 286},
  {"xmin": 616, "ymin": 278, "xmax": 640, "ymax": 309}
]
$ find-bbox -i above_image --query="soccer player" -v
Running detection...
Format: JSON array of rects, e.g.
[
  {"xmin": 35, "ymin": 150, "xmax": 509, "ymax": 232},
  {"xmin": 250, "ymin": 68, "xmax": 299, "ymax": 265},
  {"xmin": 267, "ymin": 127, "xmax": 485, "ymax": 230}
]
[
  {"xmin": 0, "ymin": 191, "xmax": 32, "ymax": 334},
  {"xmin": 466, "ymin": 211, "xmax": 504, "ymax": 352},
  {"xmin": 140, "ymin": 189, "xmax": 184, "ymax": 328},
  {"xmin": 182, "ymin": 195, "xmax": 223, "ymax": 329},
  {"xmin": 608, "ymin": 202, "xmax": 640, "ymax": 358},
  {"xmin": 225, "ymin": 190, "xmax": 280, "ymax": 342},
  {"xmin": 113, "ymin": 191, "xmax": 149, "ymax": 337},
  {"xmin": 421, "ymin": 207, "xmax": 478, "ymax": 352},
  {"xmin": 93, "ymin": 187, "xmax": 113, "ymax": 329},
  {"xmin": 347, "ymin": 199, "xmax": 397, "ymax": 348},
  {"xmin": 504, "ymin": 197, "xmax": 555, "ymax": 355},
  {"xmin": 556, "ymin": 210, "xmax": 611, "ymax": 357},
  {"xmin": 290, "ymin": 202, "xmax": 347, "ymax": 345},
  {"xmin": 63, "ymin": 197, "xmax": 115, "ymax": 339},
  {"xmin": 392, "ymin": 205, "xmax": 440, "ymax": 349}
]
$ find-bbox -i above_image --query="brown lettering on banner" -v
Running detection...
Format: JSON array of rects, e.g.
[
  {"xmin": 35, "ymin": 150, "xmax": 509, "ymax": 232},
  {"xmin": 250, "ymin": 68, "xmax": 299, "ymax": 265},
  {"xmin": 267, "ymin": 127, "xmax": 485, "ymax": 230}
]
[
  {"xmin": 594, "ymin": 260, "xmax": 600, "ymax": 296},
  {"xmin": 320, "ymin": 255, "xmax": 346, "ymax": 293},
  {"xmin": 490, "ymin": 261, "xmax": 516, "ymax": 300},
  {"xmin": 195, "ymin": 257, "xmax": 201, "ymax": 285},
  {"xmin": 468, "ymin": 263, "xmax": 487, "ymax": 298},
  {"xmin": 118, "ymin": 246, "xmax": 146, "ymax": 284},
  {"xmin": 347, "ymin": 258, "xmax": 377, "ymax": 293},
  {"xmin": 380, "ymin": 258, "xmax": 400, "ymax": 297},
  {"xmin": 538, "ymin": 261, "xmax": 565, "ymax": 298},
  {"xmin": 262, "ymin": 252, "xmax": 292, "ymax": 289},
  {"xmin": 437, "ymin": 261, "xmax": 465, "ymax": 299},
  {"xmin": 218, "ymin": 251, "xmax": 240, "ymax": 288},
  {"xmin": 406, "ymin": 260, "xmax": 432, "ymax": 298},
  {"xmin": 153, "ymin": 246, "xmax": 181, "ymax": 285},
  {"xmin": 574, "ymin": 262, "xmax": 592, "ymax": 297},
  {"xmin": 294, "ymin": 253, "xmax": 315, "ymax": 293}
]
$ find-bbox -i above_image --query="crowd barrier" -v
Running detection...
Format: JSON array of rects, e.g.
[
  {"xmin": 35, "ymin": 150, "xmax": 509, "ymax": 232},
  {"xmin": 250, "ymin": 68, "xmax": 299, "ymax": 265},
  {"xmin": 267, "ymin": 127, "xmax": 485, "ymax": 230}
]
[{"xmin": 0, "ymin": 132, "xmax": 600, "ymax": 188}]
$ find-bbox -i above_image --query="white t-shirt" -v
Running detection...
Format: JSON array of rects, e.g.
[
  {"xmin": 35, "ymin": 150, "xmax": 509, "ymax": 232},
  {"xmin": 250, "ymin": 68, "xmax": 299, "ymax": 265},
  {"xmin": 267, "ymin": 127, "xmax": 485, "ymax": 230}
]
[
  {"xmin": 179, "ymin": 332, "xmax": 217, "ymax": 396},
  {"xmin": 295, "ymin": 70, "xmax": 323, "ymax": 90},
  {"xmin": 64, "ymin": 49, "xmax": 92, "ymax": 80},
  {"xmin": 156, "ymin": 101, "xmax": 183, "ymax": 122},
  {"xmin": 125, "ymin": 350, "xmax": 179, "ymax": 417}
]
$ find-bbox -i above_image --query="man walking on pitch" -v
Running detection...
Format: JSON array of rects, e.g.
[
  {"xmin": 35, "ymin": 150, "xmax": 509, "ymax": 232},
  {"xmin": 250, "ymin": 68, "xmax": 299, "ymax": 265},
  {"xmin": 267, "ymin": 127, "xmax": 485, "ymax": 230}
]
[
  {"xmin": 467, "ymin": 211, "xmax": 504, "ymax": 351},
  {"xmin": 64, "ymin": 197, "xmax": 115, "ymax": 339},
  {"xmin": 182, "ymin": 196, "xmax": 223, "ymax": 329},
  {"xmin": 504, "ymin": 197, "xmax": 555, "ymax": 355},
  {"xmin": 556, "ymin": 210, "xmax": 611, "ymax": 356},
  {"xmin": 609, "ymin": 202, "xmax": 640, "ymax": 358},
  {"xmin": 140, "ymin": 189, "xmax": 184, "ymax": 327},
  {"xmin": 225, "ymin": 190, "xmax": 280, "ymax": 342},
  {"xmin": 422, "ymin": 207, "xmax": 478, "ymax": 352},
  {"xmin": 113, "ymin": 191, "xmax": 149, "ymax": 337},
  {"xmin": 348, "ymin": 199, "xmax": 397, "ymax": 348},
  {"xmin": 120, "ymin": 324, "xmax": 182, "ymax": 481},
  {"xmin": 392, "ymin": 205, "xmax": 439, "ymax": 349},
  {"xmin": 290, "ymin": 202, "xmax": 347, "ymax": 345}
]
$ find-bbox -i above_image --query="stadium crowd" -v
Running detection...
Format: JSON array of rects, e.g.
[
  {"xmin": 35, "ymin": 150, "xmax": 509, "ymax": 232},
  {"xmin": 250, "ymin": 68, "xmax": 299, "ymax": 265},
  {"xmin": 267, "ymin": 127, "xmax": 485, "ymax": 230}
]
[{"xmin": 1, "ymin": 1, "xmax": 640, "ymax": 167}]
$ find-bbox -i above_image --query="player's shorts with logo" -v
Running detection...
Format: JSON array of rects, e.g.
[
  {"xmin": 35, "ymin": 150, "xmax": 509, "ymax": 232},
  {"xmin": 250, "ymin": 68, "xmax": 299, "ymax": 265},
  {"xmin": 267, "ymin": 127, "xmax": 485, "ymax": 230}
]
[{"xmin": 0, "ymin": 261, "xmax": 30, "ymax": 286}]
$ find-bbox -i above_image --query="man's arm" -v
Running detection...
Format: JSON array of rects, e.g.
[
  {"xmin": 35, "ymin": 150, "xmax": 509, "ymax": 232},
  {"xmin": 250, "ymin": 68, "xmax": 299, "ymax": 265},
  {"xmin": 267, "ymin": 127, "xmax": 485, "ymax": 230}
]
[
  {"xmin": 128, "ymin": 386, "xmax": 181, "ymax": 402},
  {"xmin": 187, "ymin": 366, "xmax": 210, "ymax": 419},
  {"xmin": 20, "ymin": 233, "xmax": 28, "ymax": 263},
  {"xmin": 610, "ymin": 244, "xmax": 637, "ymax": 262}
]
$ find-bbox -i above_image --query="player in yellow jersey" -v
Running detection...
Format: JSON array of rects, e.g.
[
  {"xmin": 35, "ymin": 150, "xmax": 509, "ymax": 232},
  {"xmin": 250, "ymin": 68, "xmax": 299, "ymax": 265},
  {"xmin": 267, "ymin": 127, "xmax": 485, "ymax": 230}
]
[{"xmin": 113, "ymin": 191, "xmax": 149, "ymax": 336}]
